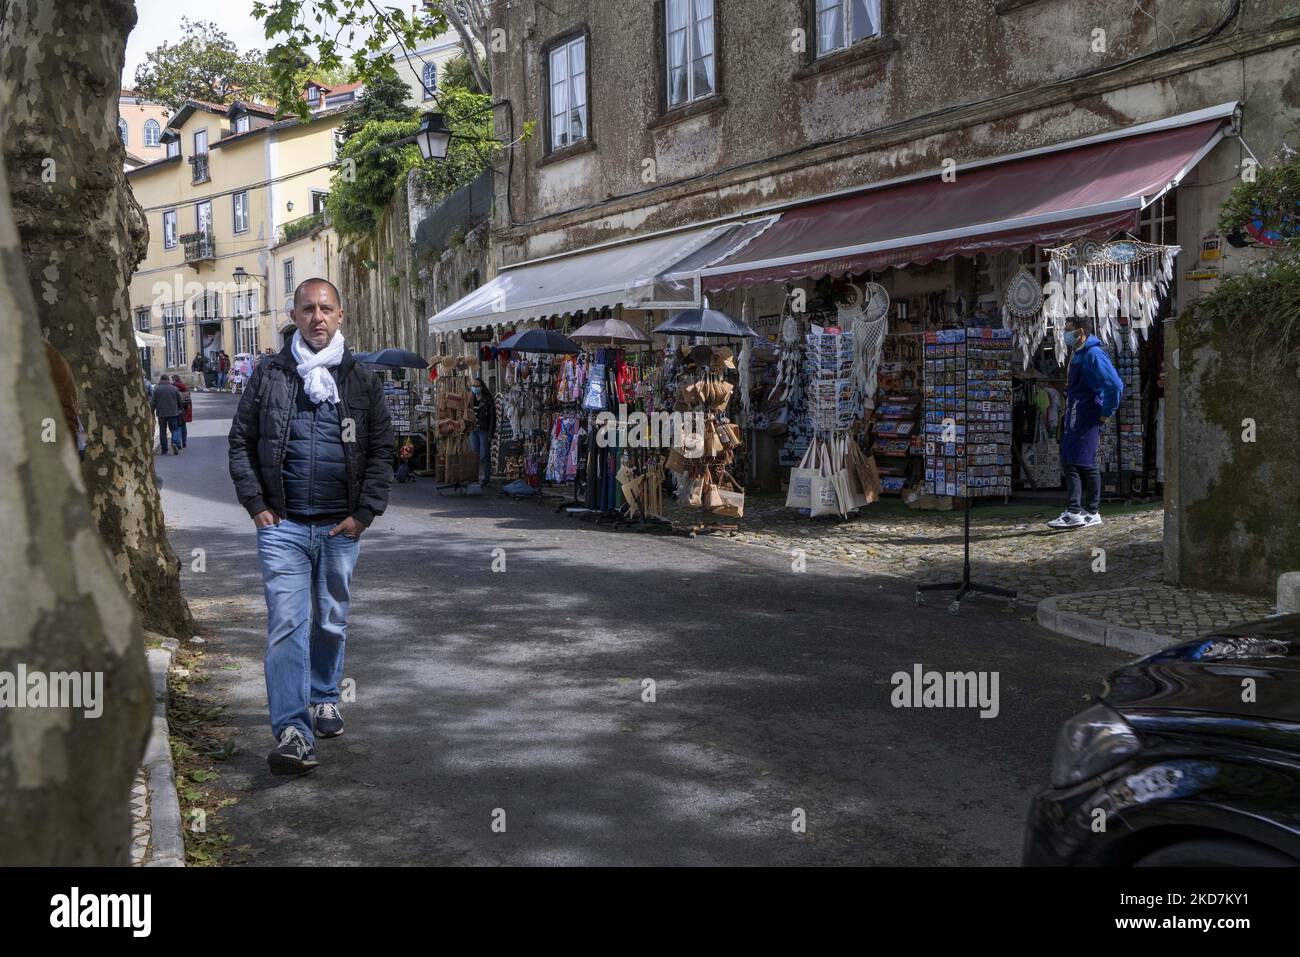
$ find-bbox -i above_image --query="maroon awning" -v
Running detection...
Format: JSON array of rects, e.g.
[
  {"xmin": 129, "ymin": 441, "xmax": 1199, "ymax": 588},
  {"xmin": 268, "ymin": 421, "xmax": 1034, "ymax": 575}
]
[{"xmin": 694, "ymin": 115, "xmax": 1227, "ymax": 290}]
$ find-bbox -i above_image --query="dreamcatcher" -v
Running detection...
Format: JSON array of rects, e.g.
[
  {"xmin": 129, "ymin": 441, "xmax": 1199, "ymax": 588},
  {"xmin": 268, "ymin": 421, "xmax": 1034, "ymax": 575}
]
[
  {"xmin": 838, "ymin": 282, "xmax": 888, "ymax": 413},
  {"xmin": 738, "ymin": 297, "xmax": 754, "ymax": 419},
  {"xmin": 769, "ymin": 288, "xmax": 804, "ymax": 403},
  {"xmin": 1002, "ymin": 265, "xmax": 1046, "ymax": 369}
]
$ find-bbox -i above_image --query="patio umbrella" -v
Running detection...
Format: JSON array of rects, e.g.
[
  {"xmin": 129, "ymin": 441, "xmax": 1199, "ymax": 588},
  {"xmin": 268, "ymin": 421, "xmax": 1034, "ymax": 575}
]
[
  {"xmin": 652, "ymin": 305, "xmax": 758, "ymax": 339},
  {"xmin": 569, "ymin": 316, "xmax": 651, "ymax": 345},
  {"xmin": 352, "ymin": 348, "xmax": 428, "ymax": 369},
  {"xmin": 498, "ymin": 328, "xmax": 580, "ymax": 354}
]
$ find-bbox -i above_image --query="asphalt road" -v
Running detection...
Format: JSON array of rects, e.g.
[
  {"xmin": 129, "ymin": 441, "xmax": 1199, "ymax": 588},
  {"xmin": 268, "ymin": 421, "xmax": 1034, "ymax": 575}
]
[{"xmin": 159, "ymin": 391, "xmax": 1126, "ymax": 865}]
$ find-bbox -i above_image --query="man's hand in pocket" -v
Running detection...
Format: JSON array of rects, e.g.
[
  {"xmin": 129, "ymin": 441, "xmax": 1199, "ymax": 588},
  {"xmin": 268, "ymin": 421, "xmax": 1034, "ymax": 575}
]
[
  {"xmin": 329, "ymin": 517, "xmax": 364, "ymax": 540},
  {"xmin": 253, "ymin": 510, "xmax": 280, "ymax": 528}
]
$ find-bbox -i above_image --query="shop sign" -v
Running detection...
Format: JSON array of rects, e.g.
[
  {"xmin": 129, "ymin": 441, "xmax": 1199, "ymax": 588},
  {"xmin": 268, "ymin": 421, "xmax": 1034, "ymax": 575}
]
[
  {"xmin": 1184, "ymin": 266, "xmax": 1219, "ymax": 281},
  {"xmin": 1200, "ymin": 234, "xmax": 1222, "ymax": 260},
  {"xmin": 462, "ymin": 328, "xmax": 494, "ymax": 342}
]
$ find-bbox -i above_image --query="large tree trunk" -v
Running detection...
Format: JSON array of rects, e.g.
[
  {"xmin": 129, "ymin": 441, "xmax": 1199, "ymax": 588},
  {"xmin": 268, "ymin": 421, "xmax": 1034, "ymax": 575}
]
[
  {"xmin": 0, "ymin": 145, "xmax": 153, "ymax": 865},
  {"xmin": 0, "ymin": 0, "xmax": 192, "ymax": 637}
]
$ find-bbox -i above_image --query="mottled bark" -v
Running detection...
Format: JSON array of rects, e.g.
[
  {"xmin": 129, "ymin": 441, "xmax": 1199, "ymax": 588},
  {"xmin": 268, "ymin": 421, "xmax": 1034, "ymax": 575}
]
[
  {"xmin": 0, "ymin": 145, "xmax": 153, "ymax": 865},
  {"xmin": 0, "ymin": 0, "xmax": 192, "ymax": 636}
]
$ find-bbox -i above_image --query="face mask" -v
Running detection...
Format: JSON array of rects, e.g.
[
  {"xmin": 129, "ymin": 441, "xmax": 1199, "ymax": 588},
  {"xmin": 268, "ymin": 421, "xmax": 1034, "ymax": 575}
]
[{"xmin": 1064, "ymin": 330, "xmax": 1079, "ymax": 349}]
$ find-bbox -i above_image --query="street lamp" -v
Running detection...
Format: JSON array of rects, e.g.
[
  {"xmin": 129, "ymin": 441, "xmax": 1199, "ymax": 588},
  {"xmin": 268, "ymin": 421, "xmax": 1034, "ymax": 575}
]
[
  {"xmin": 415, "ymin": 112, "xmax": 452, "ymax": 161},
  {"xmin": 232, "ymin": 266, "xmax": 266, "ymax": 287}
]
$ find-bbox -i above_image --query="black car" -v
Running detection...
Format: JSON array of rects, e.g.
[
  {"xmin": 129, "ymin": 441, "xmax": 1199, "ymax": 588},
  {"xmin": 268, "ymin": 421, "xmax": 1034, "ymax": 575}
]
[{"xmin": 1024, "ymin": 613, "xmax": 1300, "ymax": 866}]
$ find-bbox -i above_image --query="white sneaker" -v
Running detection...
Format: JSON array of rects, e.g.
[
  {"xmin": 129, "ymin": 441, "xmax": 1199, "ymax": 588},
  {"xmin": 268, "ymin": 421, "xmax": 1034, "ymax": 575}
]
[
  {"xmin": 1081, "ymin": 512, "xmax": 1103, "ymax": 527},
  {"xmin": 1047, "ymin": 511, "xmax": 1086, "ymax": 529}
]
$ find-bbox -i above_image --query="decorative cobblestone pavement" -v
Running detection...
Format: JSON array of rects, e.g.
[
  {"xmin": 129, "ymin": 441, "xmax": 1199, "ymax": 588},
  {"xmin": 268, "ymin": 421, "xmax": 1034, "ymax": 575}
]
[
  {"xmin": 130, "ymin": 768, "xmax": 149, "ymax": 865},
  {"xmin": 661, "ymin": 492, "xmax": 1164, "ymax": 603},
  {"xmin": 1052, "ymin": 584, "xmax": 1276, "ymax": 643}
]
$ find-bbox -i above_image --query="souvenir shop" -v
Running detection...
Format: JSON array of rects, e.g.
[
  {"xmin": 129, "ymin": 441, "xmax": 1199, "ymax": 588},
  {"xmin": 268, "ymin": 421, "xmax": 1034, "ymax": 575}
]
[{"xmin": 429, "ymin": 104, "xmax": 1231, "ymax": 520}]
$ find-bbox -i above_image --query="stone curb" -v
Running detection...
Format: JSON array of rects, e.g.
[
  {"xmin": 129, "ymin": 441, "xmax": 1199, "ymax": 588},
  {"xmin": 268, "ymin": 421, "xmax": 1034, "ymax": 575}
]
[
  {"xmin": 1037, "ymin": 590, "xmax": 1174, "ymax": 656},
  {"xmin": 142, "ymin": 636, "xmax": 185, "ymax": 867}
]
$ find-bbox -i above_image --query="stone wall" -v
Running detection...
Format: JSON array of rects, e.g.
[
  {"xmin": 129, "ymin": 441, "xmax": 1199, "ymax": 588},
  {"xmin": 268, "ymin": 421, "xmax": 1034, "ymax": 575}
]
[
  {"xmin": 1170, "ymin": 310, "xmax": 1300, "ymax": 596},
  {"xmin": 339, "ymin": 170, "xmax": 492, "ymax": 358},
  {"xmin": 338, "ymin": 181, "xmax": 421, "ymax": 354}
]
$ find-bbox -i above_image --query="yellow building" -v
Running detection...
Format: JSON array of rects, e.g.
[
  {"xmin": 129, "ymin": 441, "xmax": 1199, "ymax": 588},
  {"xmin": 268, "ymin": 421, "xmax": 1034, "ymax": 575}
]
[
  {"xmin": 118, "ymin": 88, "xmax": 171, "ymax": 168},
  {"xmin": 126, "ymin": 99, "xmax": 350, "ymax": 380}
]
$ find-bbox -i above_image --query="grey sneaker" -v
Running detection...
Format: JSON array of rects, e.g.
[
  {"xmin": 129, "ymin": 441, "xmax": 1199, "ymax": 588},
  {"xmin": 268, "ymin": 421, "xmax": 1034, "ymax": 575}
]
[
  {"xmin": 1081, "ymin": 512, "xmax": 1103, "ymax": 527},
  {"xmin": 313, "ymin": 702, "xmax": 344, "ymax": 738},
  {"xmin": 1047, "ymin": 511, "xmax": 1086, "ymax": 529},
  {"xmin": 268, "ymin": 727, "xmax": 318, "ymax": 775}
]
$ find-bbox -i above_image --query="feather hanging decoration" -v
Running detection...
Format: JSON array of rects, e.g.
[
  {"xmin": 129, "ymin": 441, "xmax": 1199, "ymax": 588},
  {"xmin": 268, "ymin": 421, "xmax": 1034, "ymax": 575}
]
[
  {"xmin": 739, "ymin": 297, "xmax": 753, "ymax": 419},
  {"xmin": 770, "ymin": 291, "xmax": 803, "ymax": 403}
]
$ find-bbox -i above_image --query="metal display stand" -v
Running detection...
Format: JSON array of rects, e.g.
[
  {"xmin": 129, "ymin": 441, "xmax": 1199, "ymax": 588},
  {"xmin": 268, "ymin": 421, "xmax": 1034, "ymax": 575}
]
[{"xmin": 914, "ymin": 327, "xmax": 1018, "ymax": 614}]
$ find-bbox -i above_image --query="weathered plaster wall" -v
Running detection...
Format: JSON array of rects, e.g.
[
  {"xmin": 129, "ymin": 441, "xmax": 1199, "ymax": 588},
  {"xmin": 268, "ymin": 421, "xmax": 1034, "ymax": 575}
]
[{"xmin": 486, "ymin": 1, "xmax": 1300, "ymax": 264}]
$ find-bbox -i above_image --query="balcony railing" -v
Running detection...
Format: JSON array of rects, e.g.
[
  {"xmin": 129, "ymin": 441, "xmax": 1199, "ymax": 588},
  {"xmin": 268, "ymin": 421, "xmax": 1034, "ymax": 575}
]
[
  {"xmin": 181, "ymin": 232, "xmax": 215, "ymax": 264},
  {"xmin": 188, "ymin": 152, "xmax": 210, "ymax": 184}
]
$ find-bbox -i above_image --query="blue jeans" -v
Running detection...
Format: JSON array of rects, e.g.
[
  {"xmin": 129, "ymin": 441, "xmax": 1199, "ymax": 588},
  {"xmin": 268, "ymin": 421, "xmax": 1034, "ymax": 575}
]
[
  {"xmin": 256, "ymin": 518, "xmax": 360, "ymax": 743},
  {"xmin": 158, "ymin": 415, "xmax": 182, "ymax": 452},
  {"xmin": 469, "ymin": 429, "xmax": 491, "ymax": 484}
]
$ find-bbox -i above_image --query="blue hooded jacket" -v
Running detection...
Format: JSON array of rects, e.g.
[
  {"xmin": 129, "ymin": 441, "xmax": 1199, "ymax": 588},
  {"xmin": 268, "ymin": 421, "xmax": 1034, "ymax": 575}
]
[{"xmin": 1061, "ymin": 335, "xmax": 1123, "ymax": 466}]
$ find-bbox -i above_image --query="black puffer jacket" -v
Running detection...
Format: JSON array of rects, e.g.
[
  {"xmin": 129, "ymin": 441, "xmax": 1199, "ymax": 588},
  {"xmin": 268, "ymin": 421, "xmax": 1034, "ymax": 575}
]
[
  {"xmin": 282, "ymin": 382, "xmax": 350, "ymax": 520},
  {"xmin": 228, "ymin": 341, "xmax": 394, "ymax": 526}
]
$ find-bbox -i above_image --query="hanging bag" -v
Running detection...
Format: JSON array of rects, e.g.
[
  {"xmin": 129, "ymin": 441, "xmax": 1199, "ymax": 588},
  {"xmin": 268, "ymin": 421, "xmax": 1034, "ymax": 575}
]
[
  {"xmin": 785, "ymin": 441, "xmax": 817, "ymax": 509},
  {"xmin": 809, "ymin": 440, "xmax": 842, "ymax": 518},
  {"xmin": 711, "ymin": 471, "xmax": 746, "ymax": 518}
]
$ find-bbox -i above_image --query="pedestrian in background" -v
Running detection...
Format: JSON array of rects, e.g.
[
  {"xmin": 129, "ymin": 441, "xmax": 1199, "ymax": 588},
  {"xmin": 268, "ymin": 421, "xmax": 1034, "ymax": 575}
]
[
  {"xmin": 217, "ymin": 351, "xmax": 230, "ymax": 390},
  {"xmin": 150, "ymin": 374, "xmax": 184, "ymax": 455},
  {"xmin": 191, "ymin": 352, "xmax": 209, "ymax": 391},
  {"xmin": 469, "ymin": 376, "xmax": 495, "ymax": 488},
  {"xmin": 171, "ymin": 374, "xmax": 192, "ymax": 448},
  {"xmin": 1048, "ymin": 316, "xmax": 1123, "ymax": 529}
]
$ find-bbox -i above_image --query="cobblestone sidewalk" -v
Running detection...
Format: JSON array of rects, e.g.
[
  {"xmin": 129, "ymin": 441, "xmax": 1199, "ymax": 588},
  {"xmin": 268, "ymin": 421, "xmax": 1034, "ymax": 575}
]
[
  {"xmin": 662, "ymin": 492, "xmax": 1164, "ymax": 603},
  {"xmin": 1050, "ymin": 585, "xmax": 1277, "ymax": 644}
]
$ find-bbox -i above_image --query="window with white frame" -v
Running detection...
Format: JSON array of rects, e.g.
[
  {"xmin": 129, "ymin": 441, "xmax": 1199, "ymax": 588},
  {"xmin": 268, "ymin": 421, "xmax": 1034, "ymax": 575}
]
[
  {"xmin": 233, "ymin": 190, "xmax": 249, "ymax": 234},
  {"xmin": 193, "ymin": 128, "xmax": 208, "ymax": 155},
  {"xmin": 307, "ymin": 85, "xmax": 320, "ymax": 104},
  {"xmin": 163, "ymin": 209, "xmax": 177, "ymax": 249},
  {"xmin": 118, "ymin": 118, "xmax": 128, "ymax": 145},
  {"xmin": 283, "ymin": 258, "xmax": 295, "ymax": 297},
  {"xmin": 163, "ymin": 302, "xmax": 186, "ymax": 368},
  {"xmin": 548, "ymin": 35, "xmax": 588, "ymax": 151},
  {"xmin": 233, "ymin": 289, "xmax": 259, "ymax": 355},
  {"xmin": 310, "ymin": 190, "xmax": 328, "ymax": 215},
  {"xmin": 815, "ymin": 0, "xmax": 881, "ymax": 58},
  {"xmin": 666, "ymin": 0, "xmax": 715, "ymax": 108},
  {"xmin": 422, "ymin": 62, "xmax": 437, "ymax": 99},
  {"xmin": 166, "ymin": 138, "xmax": 180, "ymax": 158},
  {"xmin": 135, "ymin": 307, "xmax": 150, "ymax": 332},
  {"xmin": 144, "ymin": 119, "xmax": 161, "ymax": 147},
  {"xmin": 234, "ymin": 114, "xmax": 251, "ymax": 134}
]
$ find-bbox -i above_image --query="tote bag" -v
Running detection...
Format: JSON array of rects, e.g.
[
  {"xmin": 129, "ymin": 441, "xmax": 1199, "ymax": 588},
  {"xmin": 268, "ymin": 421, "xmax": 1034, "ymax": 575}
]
[
  {"xmin": 809, "ymin": 442, "xmax": 842, "ymax": 517},
  {"xmin": 785, "ymin": 441, "xmax": 817, "ymax": 509}
]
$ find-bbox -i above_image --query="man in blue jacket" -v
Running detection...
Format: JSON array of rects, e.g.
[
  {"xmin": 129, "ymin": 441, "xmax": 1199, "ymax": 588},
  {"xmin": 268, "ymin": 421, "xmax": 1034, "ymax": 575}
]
[{"xmin": 1048, "ymin": 316, "xmax": 1123, "ymax": 530}]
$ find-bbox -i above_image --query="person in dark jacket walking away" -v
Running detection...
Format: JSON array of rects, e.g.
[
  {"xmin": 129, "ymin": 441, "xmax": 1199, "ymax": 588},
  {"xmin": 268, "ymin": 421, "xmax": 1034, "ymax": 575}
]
[
  {"xmin": 1048, "ymin": 316, "xmax": 1123, "ymax": 529},
  {"xmin": 150, "ymin": 374, "xmax": 184, "ymax": 454},
  {"xmin": 228, "ymin": 277, "xmax": 394, "ymax": 775},
  {"xmin": 469, "ymin": 377, "xmax": 495, "ymax": 488},
  {"xmin": 171, "ymin": 374, "xmax": 192, "ymax": 448}
]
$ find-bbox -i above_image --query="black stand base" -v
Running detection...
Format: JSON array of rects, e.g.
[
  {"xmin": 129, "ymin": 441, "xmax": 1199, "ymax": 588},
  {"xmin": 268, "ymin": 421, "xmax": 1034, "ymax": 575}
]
[
  {"xmin": 914, "ymin": 500, "xmax": 1018, "ymax": 615},
  {"xmin": 436, "ymin": 482, "xmax": 468, "ymax": 496}
]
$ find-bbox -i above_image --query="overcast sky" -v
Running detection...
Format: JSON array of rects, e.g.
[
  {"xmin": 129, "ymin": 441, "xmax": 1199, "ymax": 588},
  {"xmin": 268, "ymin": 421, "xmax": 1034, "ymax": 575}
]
[{"xmin": 124, "ymin": 0, "xmax": 393, "ymax": 85}]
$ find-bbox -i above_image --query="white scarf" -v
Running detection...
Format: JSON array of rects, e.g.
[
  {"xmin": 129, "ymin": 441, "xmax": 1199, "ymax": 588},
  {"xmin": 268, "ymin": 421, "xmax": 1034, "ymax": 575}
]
[{"xmin": 291, "ymin": 329, "xmax": 345, "ymax": 405}]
